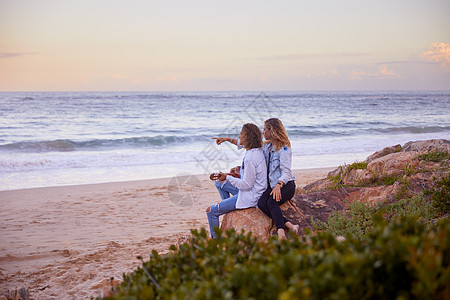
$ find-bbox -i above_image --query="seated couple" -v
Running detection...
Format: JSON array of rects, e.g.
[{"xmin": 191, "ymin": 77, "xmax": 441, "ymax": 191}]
[{"xmin": 206, "ymin": 118, "xmax": 299, "ymax": 240}]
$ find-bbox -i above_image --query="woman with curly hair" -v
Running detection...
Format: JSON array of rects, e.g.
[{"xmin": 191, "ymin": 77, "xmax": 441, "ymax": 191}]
[{"xmin": 206, "ymin": 123, "xmax": 267, "ymax": 238}]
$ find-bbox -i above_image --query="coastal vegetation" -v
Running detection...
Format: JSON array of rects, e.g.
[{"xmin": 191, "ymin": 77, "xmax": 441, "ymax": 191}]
[
  {"xmin": 104, "ymin": 216, "xmax": 449, "ymax": 300},
  {"xmin": 346, "ymin": 161, "xmax": 368, "ymax": 172},
  {"xmin": 417, "ymin": 151, "xmax": 449, "ymax": 163},
  {"xmin": 311, "ymin": 186, "xmax": 444, "ymax": 241}
]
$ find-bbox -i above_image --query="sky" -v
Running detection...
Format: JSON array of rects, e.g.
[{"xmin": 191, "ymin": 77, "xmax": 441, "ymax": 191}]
[{"xmin": 0, "ymin": 0, "xmax": 449, "ymax": 91}]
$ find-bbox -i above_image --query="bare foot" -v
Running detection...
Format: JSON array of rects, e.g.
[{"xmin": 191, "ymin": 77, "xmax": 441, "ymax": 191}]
[
  {"xmin": 291, "ymin": 224, "xmax": 300, "ymax": 235},
  {"xmin": 285, "ymin": 222, "xmax": 300, "ymax": 235},
  {"xmin": 277, "ymin": 228, "xmax": 287, "ymax": 241}
]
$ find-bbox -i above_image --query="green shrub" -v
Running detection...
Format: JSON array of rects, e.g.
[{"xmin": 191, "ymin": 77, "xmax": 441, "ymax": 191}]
[
  {"xmin": 326, "ymin": 167, "xmax": 343, "ymax": 190},
  {"xmin": 347, "ymin": 161, "xmax": 368, "ymax": 172},
  {"xmin": 312, "ymin": 200, "xmax": 376, "ymax": 241},
  {"xmin": 385, "ymin": 194, "xmax": 437, "ymax": 222},
  {"xmin": 326, "ymin": 162, "xmax": 368, "ymax": 190},
  {"xmin": 404, "ymin": 162, "xmax": 420, "ymax": 176},
  {"xmin": 417, "ymin": 151, "xmax": 449, "ymax": 162},
  {"xmin": 379, "ymin": 174, "xmax": 400, "ymax": 185},
  {"xmin": 428, "ymin": 176, "xmax": 450, "ymax": 215},
  {"xmin": 312, "ymin": 194, "xmax": 438, "ymax": 241},
  {"xmin": 105, "ymin": 218, "xmax": 449, "ymax": 300}
]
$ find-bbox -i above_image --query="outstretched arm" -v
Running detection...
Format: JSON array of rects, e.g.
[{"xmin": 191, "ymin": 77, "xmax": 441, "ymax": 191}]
[{"xmin": 212, "ymin": 137, "xmax": 238, "ymax": 145}]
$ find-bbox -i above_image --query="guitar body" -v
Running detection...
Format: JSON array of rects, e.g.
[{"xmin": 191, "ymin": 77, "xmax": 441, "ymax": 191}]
[{"xmin": 209, "ymin": 172, "xmax": 239, "ymax": 181}]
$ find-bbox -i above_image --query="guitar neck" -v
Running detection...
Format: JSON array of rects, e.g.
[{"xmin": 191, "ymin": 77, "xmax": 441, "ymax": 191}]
[{"xmin": 226, "ymin": 173, "xmax": 239, "ymax": 178}]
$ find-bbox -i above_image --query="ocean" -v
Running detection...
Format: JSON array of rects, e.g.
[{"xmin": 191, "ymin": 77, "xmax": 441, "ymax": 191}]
[{"xmin": 1, "ymin": 91, "xmax": 449, "ymax": 191}]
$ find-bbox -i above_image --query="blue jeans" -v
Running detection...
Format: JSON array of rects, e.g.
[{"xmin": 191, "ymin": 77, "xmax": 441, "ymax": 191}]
[
  {"xmin": 206, "ymin": 194, "xmax": 238, "ymax": 238},
  {"xmin": 214, "ymin": 180, "xmax": 239, "ymax": 200}
]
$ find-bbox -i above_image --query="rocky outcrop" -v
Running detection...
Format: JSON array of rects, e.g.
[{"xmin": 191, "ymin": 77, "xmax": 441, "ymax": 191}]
[
  {"xmin": 365, "ymin": 144, "xmax": 402, "ymax": 164},
  {"xmin": 306, "ymin": 139, "xmax": 449, "ymax": 193},
  {"xmin": 221, "ymin": 139, "xmax": 449, "ymax": 239},
  {"xmin": 366, "ymin": 152, "xmax": 417, "ymax": 175},
  {"xmin": 401, "ymin": 139, "xmax": 450, "ymax": 153}
]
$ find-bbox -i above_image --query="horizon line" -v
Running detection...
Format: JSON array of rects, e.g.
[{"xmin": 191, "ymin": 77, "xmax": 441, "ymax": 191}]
[{"xmin": 1, "ymin": 89, "xmax": 450, "ymax": 93}]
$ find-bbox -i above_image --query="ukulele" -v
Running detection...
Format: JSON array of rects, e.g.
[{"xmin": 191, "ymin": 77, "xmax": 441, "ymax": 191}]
[{"xmin": 209, "ymin": 172, "xmax": 239, "ymax": 181}]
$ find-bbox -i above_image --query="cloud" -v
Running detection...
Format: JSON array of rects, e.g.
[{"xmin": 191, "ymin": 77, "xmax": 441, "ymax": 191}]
[
  {"xmin": 0, "ymin": 52, "xmax": 37, "ymax": 59},
  {"xmin": 423, "ymin": 42, "xmax": 450, "ymax": 69},
  {"xmin": 350, "ymin": 70, "xmax": 366, "ymax": 80},
  {"xmin": 374, "ymin": 65, "xmax": 401, "ymax": 79},
  {"xmin": 374, "ymin": 60, "xmax": 435, "ymax": 66},
  {"xmin": 155, "ymin": 75, "xmax": 177, "ymax": 83},
  {"xmin": 257, "ymin": 52, "xmax": 371, "ymax": 61},
  {"xmin": 307, "ymin": 70, "xmax": 340, "ymax": 79},
  {"xmin": 307, "ymin": 65, "xmax": 401, "ymax": 81},
  {"xmin": 132, "ymin": 77, "xmax": 148, "ymax": 84},
  {"xmin": 349, "ymin": 65, "xmax": 401, "ymax": 80}
]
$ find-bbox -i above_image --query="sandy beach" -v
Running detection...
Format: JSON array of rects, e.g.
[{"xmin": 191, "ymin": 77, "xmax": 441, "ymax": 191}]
[{"xmin": 0, "ymin": 167, "xmax": 334, "ymax": 299}]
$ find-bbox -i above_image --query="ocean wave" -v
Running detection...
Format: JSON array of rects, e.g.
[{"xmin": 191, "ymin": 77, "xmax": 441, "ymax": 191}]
[
  {"xmin": 0, "ymin": 149, "xmax": 206, "ymax": 172},
  {"xmin": 2, "ymin": 125, "xmax": 449, "ymax": 154},
  {"xmin": 288, "ymin": 129, "xmax": 353, "ymax": 137},
  {"xmin": 372, "ymin": 126, "xmax": 450, "ymax": 134},
  {"xmin": 0, "ymin": 135, "xmax": 209, "ymax": 153},
  {"xmin": 287, "ymin": 125, "xmax": 450, "ymax": 138}
]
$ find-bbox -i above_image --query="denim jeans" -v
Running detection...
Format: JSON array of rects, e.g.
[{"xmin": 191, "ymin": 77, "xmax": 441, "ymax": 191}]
[
  {"xmin": 214, "ymin": 180, "xmax": 239, "ymax": 200},
  {"xmin": 206, "ymin": 194, "xmax": 237, "ymax": 238}
]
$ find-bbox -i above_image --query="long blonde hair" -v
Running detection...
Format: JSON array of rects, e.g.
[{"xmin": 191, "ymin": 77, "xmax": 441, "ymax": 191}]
[{"xmin": 265, "ymin": 118, "xmax": 291, "ymax": 151}]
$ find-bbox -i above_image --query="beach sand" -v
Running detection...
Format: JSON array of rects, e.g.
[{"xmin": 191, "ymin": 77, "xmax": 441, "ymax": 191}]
[{"xmin": 0, "ymin": 167, "xmax": 334, "ymax": 299}]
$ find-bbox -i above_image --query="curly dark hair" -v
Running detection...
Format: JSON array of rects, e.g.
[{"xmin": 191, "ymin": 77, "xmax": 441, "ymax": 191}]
[{"xmin": 241, "ymin": 123, "xmax": 262, "ymax": 149}]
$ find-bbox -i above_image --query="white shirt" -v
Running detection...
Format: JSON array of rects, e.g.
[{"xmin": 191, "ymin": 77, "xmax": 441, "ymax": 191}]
[{"xmin": 226, "ymin": 148, "xmax": 267, "ymax": 209}]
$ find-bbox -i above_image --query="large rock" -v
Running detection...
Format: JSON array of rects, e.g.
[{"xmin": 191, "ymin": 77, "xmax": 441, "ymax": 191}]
[
  {"xmin": 367, "ymin": 152, "xmax": 418, "ymax": 175},
  {"xmin": 346, "ymin": 183, "xmax": 403, "ymax": 204},
  {"xmin": 221, "ymin": 207, "xmax": 273, "ymax": 240},
  {"xmin": 401, "ymin": 139, "xmax": 450, "ymax": 153},
  {"xmin": 365, "ymin": 144, "xmax": 402, "ymax": 164},
  {"xmin": 342, "ymin": 169, "xmax": 373, "ymax": 186},
  {"xmin": 364, "ymin": 139, "xmax": 449, "ymax": 164}
]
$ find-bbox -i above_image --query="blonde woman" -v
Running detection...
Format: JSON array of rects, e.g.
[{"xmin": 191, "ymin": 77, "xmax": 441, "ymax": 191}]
[{"xmin": 258, "ymin": 118, "xmax": 299, "ymax": 240}]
